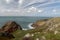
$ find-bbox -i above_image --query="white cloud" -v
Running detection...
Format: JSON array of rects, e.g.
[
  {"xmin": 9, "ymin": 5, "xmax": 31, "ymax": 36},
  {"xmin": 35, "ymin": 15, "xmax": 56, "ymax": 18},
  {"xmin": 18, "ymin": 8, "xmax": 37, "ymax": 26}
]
[
  {"xmin": 53, "ymin": 9, "xmax": 56, "ymax": 12},
  {"xmin": 38, "ymin": 10, "xmax": 43, "ymax": 13},
  {"xmin": 18, "ymin": 0, "xmax": 23, "ymax": 4},
  {"xmin": 28, "ymin": 7, "xmax": 37, "ymax": 12},
  {"xmin": 5, "ymin": 0, "xmax": 10, "ymax": 3}
]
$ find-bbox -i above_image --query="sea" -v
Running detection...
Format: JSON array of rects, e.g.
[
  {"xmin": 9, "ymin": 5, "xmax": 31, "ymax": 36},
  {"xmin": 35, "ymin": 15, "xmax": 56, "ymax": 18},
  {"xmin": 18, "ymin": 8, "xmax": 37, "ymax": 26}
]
[{"xmin": 0, "ymin": 16, "xmax": 50, "ymax": 30}]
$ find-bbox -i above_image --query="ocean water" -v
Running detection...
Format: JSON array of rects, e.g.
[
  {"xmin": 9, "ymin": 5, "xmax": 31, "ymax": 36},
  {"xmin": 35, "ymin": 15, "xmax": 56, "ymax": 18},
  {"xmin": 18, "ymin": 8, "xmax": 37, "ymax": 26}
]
[{"xmin": 0, "ymin": 16, "xmax": 50, "ymax": 29}]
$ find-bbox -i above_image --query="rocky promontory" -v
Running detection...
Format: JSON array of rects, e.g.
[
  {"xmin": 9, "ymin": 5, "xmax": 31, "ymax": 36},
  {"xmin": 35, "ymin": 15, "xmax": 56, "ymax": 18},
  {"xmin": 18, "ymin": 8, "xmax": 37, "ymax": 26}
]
[
  {"xmin": 31, "ymin": 19, "xmax": 48, "ymax": 28},
  {"xmin": 32, "ymin": 17, "xmax": 60, "ymax": 32},
  {"xmin": 1, "ymin": 21, "xmax": 22, "ymax": 33},
  {"xmin": 0, "ymin": 21, "xmax": 22, "ymax": 40}
]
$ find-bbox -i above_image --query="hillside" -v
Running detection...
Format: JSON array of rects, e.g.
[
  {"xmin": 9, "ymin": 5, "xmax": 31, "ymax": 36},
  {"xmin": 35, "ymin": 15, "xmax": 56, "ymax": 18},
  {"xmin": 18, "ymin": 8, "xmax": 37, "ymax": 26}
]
[
  {"xmin": 1, "ymin": 17, "xmax": 60, "ymax": 40},
  {"xmin": 11, "ymin": 17, "xmax": 60, "ymax": 40}
]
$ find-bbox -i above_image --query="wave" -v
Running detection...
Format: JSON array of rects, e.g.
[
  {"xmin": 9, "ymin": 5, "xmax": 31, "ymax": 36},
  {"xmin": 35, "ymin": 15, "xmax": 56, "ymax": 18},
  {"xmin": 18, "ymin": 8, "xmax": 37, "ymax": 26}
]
[
  {"xmin": 22, "ymin": 28, "xmax": 28, "ymax": 30},
  {"xmin": 22, "ymin": 23, "xmax": 35, "ymax": 30},
  {"xmin": 28, "ymin": 23, "xmax": 35, "ymax": 29}
]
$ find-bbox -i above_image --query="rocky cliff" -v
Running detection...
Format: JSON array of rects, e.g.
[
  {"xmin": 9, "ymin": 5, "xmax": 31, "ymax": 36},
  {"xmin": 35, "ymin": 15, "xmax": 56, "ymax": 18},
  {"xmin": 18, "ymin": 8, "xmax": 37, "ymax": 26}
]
[
  {"xmin": 1, "ymin": 21, "xmax": 22, "ymax": 33},
  {"xmin": 0, "ymin": 21, "xmax": 22, "ymax": 40}
]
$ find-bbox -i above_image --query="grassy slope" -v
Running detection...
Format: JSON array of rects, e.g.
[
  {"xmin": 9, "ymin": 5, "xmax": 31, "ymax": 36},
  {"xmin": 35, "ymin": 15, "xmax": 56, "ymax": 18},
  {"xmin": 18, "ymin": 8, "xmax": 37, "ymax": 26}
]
[
  {"xmin": 0, "ymin": 26, "xmax": 60, "ymax": 40},
  {"xmin": 11, "ymin": 27, "xmax": 60, "ymax": 40},
  {"xmin": 11, "ymin": 17, "xmax": 60, "ymax": 40}
]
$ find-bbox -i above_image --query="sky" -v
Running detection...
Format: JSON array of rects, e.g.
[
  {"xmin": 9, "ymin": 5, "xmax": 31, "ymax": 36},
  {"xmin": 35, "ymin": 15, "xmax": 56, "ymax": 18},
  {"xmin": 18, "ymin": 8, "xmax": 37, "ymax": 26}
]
[{"xmin": 0, "ymin": 0, "xmax": 60, "ymax": 17}]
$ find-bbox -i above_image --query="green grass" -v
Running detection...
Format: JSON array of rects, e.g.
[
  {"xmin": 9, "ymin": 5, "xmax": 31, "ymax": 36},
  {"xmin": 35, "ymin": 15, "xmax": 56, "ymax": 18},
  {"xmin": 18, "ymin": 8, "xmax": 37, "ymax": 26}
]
[
  {"xmin": 0, "ymin": 27, "xmax": 60, "ymax": 40},
  {"xmin": 10, "ymin": 28, "xmax": 60, "ymax": 40}
]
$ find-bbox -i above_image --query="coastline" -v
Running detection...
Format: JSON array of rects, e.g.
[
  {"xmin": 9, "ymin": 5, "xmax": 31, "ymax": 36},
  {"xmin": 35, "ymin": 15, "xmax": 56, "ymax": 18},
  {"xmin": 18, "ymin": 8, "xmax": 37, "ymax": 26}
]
[{"xmin": 22, "ymin": 23, "xmax": 35, "ymax": 30}]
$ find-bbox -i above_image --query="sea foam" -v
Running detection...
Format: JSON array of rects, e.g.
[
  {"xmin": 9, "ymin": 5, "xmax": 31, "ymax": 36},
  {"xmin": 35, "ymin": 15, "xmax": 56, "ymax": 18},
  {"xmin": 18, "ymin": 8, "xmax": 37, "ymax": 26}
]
[
  {"xmin": 28, "ymin": 23, "xmax": 35, "ymax": 29},
  {"xmin": 22, "ymin": 23, "xmax": 35, "ymax": 30}
]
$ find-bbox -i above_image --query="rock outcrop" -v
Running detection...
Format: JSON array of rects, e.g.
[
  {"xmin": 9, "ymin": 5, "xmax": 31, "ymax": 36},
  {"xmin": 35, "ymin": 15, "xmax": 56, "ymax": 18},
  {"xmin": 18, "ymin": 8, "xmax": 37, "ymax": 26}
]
[
  {"xmin": 0, "ymin": 21, "xmax": 22, "ymax": 40},
  {"xmin": 31, "ymin": 19, "xmax": 48, "ymax": 28},
  {"xmin": 1, "ymin": 21, "xmax": 22, "ymax": 33}
]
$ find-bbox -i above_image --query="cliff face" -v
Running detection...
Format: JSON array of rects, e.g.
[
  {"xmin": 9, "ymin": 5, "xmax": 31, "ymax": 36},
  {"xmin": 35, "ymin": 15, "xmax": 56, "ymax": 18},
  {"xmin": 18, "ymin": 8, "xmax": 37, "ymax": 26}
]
[{"xmin": 1, "ymin": 21, "xmax": 22, "ymax": 33}]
